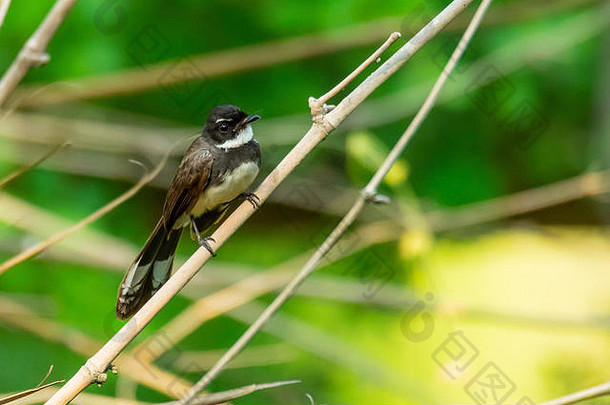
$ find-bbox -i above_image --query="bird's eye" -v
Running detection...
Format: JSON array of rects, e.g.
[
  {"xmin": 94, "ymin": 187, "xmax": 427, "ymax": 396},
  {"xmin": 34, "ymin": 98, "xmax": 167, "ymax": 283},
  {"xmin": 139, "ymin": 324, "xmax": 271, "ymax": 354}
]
[{"xmin": 219, "ymin": 122, "xmax": 230, "ymax": 133}]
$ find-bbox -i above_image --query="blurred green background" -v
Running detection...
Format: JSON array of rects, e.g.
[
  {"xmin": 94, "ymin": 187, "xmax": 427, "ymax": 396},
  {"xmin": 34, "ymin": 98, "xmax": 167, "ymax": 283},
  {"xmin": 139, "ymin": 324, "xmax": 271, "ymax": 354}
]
[{"xmin": 1, "ymin": 0, "xmax": 609, "ymax": 404}]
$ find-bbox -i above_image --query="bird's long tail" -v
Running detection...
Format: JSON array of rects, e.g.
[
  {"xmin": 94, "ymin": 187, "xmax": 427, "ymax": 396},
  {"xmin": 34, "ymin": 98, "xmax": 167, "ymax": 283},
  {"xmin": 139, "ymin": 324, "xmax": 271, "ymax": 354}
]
[{"xmin": 116, "ymin": 219, "xmax": 182, "ymax": 320}]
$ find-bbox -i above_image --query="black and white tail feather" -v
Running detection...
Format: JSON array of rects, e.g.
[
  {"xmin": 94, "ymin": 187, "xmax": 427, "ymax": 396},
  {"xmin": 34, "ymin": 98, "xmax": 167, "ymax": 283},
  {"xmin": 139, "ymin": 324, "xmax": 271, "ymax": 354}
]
[{"xmin": 116, "ymin": 220, "xmax": 182, "ymax": 320}]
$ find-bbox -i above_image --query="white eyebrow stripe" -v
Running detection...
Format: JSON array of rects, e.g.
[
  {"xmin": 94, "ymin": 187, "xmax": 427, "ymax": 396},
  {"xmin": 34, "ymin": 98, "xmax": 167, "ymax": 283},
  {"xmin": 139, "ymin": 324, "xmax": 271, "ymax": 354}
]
[
  {"xmin": 215, "ymin": 118, "xmax": 232, "ymax": 123},
  {"xmin": 217, "ymin": 125, "xmax": 254, "ymax": 149}
]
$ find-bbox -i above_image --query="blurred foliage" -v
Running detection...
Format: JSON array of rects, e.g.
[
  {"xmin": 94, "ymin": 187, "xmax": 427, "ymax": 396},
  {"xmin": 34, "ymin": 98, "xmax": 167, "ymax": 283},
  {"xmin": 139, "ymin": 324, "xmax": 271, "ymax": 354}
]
[{"xmin": 1, "ymin": 0, "xmax": 609, "ymax": 404}]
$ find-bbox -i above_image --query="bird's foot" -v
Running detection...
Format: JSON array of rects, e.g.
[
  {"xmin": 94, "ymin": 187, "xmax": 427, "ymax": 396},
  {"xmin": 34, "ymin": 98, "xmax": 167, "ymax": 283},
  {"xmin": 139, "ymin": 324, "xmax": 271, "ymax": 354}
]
[
  {"xmin": 197, "ymin": 236, "xmax": 217, "ymax": 257},
  {"xmin": 240, "ymin": 192, "xmax": 260, "ymax": 209}
]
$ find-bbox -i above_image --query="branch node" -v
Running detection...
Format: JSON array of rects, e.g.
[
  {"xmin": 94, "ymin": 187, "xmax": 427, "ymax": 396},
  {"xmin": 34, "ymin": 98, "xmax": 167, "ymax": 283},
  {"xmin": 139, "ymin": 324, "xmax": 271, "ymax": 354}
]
[
  {"xmin": 82, "ymin": 359, "xmax": 108, "ymax": 387},
  {"xmin": 28, "ymin": 52, "xmax": 50, "ymax": 66},
  {"xmin": 93, "ymin": 373, "xmax": 107, "ymax": 387},
  {"xmin": 108, "ymin": 363, "xmax": 118, "ymax": 375},
  {"xmin": 308, "ymin": 100, "xmax": 336, "ymax": 124},
  {"xmin": 0, "ymin": 0, "xmax": 78, "ymax": 108},
  {"xmin": 308, "ymin": 96, "xmax": 323, "ymax": 117},
  {"xmin": 90, "ymin": 363, "xmax": 117, "ymax": 386},
  {"xmin": 363, "ymin": 190, "xmax": 390, "ymax": 205},
  {"xmin": 314, "ymin": 117, "xmax": 337, "ymax": 143},
  {"xmin": 22, "ymin": 43, "xmax": 50, "ymax": 66},
  {"xmin": 322, "ymin": 104, "xmax": 336, "ymax": 114},
  {"xmin": 308, "ymin": 31, "xmax": 402, "ymax": 118}
]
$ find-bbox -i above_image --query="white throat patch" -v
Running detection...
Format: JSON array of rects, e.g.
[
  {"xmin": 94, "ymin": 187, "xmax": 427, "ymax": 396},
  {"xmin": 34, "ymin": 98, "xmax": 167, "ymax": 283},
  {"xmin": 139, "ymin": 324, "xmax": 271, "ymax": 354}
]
[{"xmin": 217, "ymin": 125, "xmax": 254, "ymax": 149}]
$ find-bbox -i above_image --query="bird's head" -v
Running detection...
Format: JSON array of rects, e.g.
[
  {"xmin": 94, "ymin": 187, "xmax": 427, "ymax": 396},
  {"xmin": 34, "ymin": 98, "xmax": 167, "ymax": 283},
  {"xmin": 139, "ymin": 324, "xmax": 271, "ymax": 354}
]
[{"xmin": 203, "ymin": 104, "xmax": 261, "ymax": 149}]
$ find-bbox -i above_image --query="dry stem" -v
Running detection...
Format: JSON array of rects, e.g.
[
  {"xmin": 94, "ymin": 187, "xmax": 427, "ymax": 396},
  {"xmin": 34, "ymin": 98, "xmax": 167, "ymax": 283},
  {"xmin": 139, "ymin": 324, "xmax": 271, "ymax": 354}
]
[
  {"xmin": 0, "ymin": 0, "xmax": 78, "ymax": 107},
  {"xmin": 308, "ymin": 31, "xmax": 401, "ymax": 116}
]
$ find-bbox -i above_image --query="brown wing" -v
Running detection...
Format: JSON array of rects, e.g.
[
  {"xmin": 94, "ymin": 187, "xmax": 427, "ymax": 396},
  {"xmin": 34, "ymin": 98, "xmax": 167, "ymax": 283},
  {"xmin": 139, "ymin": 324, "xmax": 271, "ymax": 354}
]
[{"xmin": 162, "ymin": 147, "xmax": 213, "ymax": 228}]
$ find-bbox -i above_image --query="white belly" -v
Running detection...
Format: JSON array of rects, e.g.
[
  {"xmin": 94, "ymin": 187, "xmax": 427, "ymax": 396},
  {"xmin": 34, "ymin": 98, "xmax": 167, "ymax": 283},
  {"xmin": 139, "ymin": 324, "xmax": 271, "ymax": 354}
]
[{"xmin": 191, "ymin": 161, "xmax": 259, "ymax": 217}]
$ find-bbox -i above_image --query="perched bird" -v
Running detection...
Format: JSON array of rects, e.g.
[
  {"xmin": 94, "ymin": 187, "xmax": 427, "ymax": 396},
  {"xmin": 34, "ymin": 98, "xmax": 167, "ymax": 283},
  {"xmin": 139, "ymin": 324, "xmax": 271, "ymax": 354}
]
[{"xmin": 116, "ymin": 104, "xmax": 261, "ymax": 320}]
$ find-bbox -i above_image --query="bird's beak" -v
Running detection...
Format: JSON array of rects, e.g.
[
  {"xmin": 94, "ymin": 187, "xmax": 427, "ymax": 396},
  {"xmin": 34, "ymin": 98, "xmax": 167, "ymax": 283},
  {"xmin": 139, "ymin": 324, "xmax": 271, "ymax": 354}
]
[
  {"xmin": 236, "ymin": 114, "xmax": 261, "ymax": 132},
  {"xmin": 244, "ymin": 114, "xmax": 261, "ymax": 125}
]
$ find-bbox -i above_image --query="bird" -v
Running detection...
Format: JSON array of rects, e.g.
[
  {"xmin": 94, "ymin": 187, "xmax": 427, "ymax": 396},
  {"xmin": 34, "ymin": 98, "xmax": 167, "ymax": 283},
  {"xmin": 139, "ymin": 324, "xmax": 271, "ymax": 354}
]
[{"xmin": 116, "ymin": 104, "xmax": 261, "ymax": 320}]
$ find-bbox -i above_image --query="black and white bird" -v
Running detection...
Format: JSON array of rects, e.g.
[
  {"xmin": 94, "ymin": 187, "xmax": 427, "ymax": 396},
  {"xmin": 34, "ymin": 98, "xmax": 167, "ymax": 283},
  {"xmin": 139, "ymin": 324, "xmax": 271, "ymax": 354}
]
[{"xmin": 116, "ymin": 104, "xmax": 261, "ymax": 320}]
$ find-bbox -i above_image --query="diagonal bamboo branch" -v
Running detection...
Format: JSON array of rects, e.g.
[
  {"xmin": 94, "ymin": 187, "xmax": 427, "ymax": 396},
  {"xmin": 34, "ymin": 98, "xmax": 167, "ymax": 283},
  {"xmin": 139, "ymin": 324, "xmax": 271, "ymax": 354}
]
[
  {"xmin": 0, "ymin": 0, "xmax": 78, "ymax": 107},
  {"xmin": 44, "ymin": 2, "xmax": 477, "ymax": 404},
  {"xmin": 179, "ymin": 0, "xmax": 492, "ymax": 403}
]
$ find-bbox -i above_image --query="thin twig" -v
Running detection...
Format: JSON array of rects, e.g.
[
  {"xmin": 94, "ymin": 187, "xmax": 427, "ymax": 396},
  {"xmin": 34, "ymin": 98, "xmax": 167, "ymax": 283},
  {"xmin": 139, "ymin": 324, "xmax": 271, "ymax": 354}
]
[
  {"xmin": 0, "ymin": 364, "xmax": 63, "ymax": 405},
  {"xmin": 0, "ymin": 380, "xmax": 64, "ymax": 405},
  {"xmin": 130, "ymin": 220, "xmax": 400, "ymax": 364},
  {"xmin": 0, "ymin": 295, "xmax": 193, "ymax": 397},
  {"xmin": 0, "ymin": 151, "xmax": 169, "ymax": 275},
  {"xmin": 0, "ymin": 0, "xmax": 12, "ymax": 29},
  {"xmin": 350, "ymin": 4, "xmax": 610, "ymax": 132},
  {"xmin": 0, "ymin": 0, "xmax": 78, "ymax": 107},
  {"xmin": 0, "ymin": 142, "xmax": 68, "ymax": 188},
  {"xmin": 170, "ymin": 344, "xmax": 297, "ymax": 372},
  {"xmin": 0, "ymin": 192, "xmax": 139, "ymax": 271},
  {"xmin": 37, "ymin": 366, "xmax": 55, "ymax": 388},
  {"xmin": 309, "ymin": 32, "xmax": 401, "ymax": 116},
  {"xmin": 0, "ymin": 387, "xmax": 148, "ymax": 405},
  {"xmin": 160, "ymin": 380, "xmax": 301, "ymax": 405},
  {"xmin": 365, "ymin": 1, "xmax": 492, "ymax": 196},
  {"xmin": 44, "ymin": 2, "xmax": 476, "ymax": 404},
  {"xmin": 0, "ymin": 110, "xmax": 184, "ymax": 157},
  {"xmin": 228, "ymin": 300, "xmax": 436, "ymax": 402},
  {"xmin": 538, "ymin": 381, "xmax": 610, "ymax": 405},
  {"xmin": 429, "ymin": 169, "xmax": 610, "ymax": 231},
  {"xmin": 179, "ymin": 1, "xmax": 490, "ymax": 403}
]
